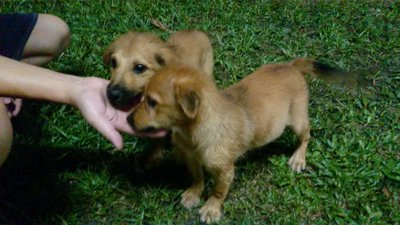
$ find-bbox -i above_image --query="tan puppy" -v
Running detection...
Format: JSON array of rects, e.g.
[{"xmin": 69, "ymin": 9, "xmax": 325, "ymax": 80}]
[
  {"xmin": 103, "ymin": 30, "xmax": 213, "ymax": 111},
  {"xmin": 129, "ymin": 59, "xmax": 340, "ymax": 223},
  {"xmin": 103, "ymin": 30, "xmax": 214, "ymax": 166}
]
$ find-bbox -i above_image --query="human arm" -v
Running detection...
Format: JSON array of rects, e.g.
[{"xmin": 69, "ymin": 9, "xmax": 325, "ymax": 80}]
[{"xmin": 0, "ymin": 55, "xmax": 133, "ymax": 149}]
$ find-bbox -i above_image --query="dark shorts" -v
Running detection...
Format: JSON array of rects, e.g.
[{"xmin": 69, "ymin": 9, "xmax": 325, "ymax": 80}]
[{"xmin": 0, "ymin": 13, "xmax": 38, "ymax": 60}]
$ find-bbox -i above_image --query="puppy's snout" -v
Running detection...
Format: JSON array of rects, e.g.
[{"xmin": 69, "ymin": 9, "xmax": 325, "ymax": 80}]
[
  {"xmin": 107, "ymin": 84, "xmax": 124, "ymax": 103},
  {"xmin": 107, "ymin": 84, "xmax": 142, "ymax": 111},
  {"xmin": 127, "ymin": 112, "xmax": 155, "ymax": 133},
  {"xmin": 141, "ymin": 126, "xmax": 158, "ymax": 133}
]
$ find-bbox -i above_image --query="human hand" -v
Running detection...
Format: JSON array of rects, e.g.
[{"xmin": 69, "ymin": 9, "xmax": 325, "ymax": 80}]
[
  {"xmin": 1, "ymin": 97, "xmax": 22, "ymax": 118},
  {"xmin": 70, "ymin": 77, "xmax": 134, "ymax": 149}
]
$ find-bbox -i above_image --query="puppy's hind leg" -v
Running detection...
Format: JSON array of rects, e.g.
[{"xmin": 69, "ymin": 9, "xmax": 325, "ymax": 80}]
[{"xmin": 288, "ymin": 97, "xmax": 310, "ymax": 172}]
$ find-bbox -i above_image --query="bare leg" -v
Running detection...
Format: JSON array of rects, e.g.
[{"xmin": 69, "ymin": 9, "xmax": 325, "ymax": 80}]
[
  {"xmin": 22, "ymin": 14, "xmax": 70, "ymax": 66},
  {"xmin": 0, "ymin": 104, "xmax": 13, "ymax": 166},
  {"xmin": 0, "ymin": 14, "xmax": 70, "ymax": 167},
  {"xmin": 199, "ymin": 163, "xmax": 235, "ymax": 223}
]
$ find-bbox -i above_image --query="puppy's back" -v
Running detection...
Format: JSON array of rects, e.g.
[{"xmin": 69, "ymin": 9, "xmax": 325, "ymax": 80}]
[
  {"xmin": 167, "ymin": 30, "xmax": 214, "ymax": 78},
  {"xmin": 223, "ymin": 62, "xmax": 309, "ymax": 146}
]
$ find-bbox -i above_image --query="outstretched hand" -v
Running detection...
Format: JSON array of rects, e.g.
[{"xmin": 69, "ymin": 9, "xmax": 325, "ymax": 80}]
[{"xmin": 71, "ymin": 77, "xmax": 134, "ymax": 149}]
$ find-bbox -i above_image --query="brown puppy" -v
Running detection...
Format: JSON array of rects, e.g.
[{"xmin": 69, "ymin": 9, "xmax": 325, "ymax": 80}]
[
  {"xmin": 103, "ymin": 30, "xmax": 214, "ymax": 166},
  {"xmin": 129, "ymin": 59, "xmax": 339, "ymax": 223},
  {"xmin": 103, "ymin": 30, "xmax": 214, "ymax": 111}
]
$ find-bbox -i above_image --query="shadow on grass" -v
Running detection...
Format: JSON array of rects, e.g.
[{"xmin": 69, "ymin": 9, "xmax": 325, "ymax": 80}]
[
  {"xmin": 0, "ymin": 144, "xmax": 191, "ymax": 224},
  {"xmin": 110, "ymin": 134, "xmax": 298, "ymax": 186},
  {"xmin": 0, "ymin": 145, "xmax": 76, "ymax": 224},
  {"xmin": 241, "ymin": 141, "xmax": 295, "ymax": 165},
  {"xmin": 0, "ymin": 142, "xmax": 297, "ymax": 224}
]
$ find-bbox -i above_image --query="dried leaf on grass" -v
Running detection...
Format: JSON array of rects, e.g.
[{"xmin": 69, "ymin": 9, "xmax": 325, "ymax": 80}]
[{"xmin": 151, "ymin": 18, "xmax": 171, "ymax": 32}]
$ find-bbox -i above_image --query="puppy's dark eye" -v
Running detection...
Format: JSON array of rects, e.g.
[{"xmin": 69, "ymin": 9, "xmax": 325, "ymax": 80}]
[
  {"xmin": 110, "ymin": 58, "xmax": 117, "ymax": 69},
  {"xmin": 133, "ymin": 64, "xmax": 147, "ymax": 74},
  {"xmin": 147, "ymin": 97, "xmax": 158, "ymax": 108}
]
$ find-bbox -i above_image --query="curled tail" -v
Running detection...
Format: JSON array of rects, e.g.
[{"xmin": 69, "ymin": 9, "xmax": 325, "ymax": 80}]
[
  {"xmin": 291, "ymin": 58, "xmax": 364, "ymax": 86},
  {"xmin": 291, "ymin": 58, "xmax": 339, "ymax": 78}
]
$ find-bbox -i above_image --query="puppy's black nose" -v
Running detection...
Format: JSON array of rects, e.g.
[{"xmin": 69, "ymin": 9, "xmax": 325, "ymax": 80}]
[
  {"xmin": 107, "ymin": 84, "xmax": 123, "ymax": 103},
  {"xmin": 107, "ymin": 84, "xmax": 142, "ymax": 111}
]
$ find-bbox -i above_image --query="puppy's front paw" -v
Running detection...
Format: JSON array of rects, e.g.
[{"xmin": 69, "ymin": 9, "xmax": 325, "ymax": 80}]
[
  {"xmin": 144, "ymin": 148, "xmax": 166, "ymax": 170},
  {"xmin": 288, "ymin": 152, "xmax": 306, "ymax": 172},
  {"xmin": 199, "ymin": 202, "xmax": 222, "ymax": 224},
  {"xmin": 181, "ymin": 188, "xmax": 200, "ymax": 209}
]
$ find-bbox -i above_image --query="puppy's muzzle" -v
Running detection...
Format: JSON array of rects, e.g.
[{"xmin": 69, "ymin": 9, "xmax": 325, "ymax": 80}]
[
  {"xmin": 107, "ymin": 84, "xmax": 143, "ymax": 111},
  {"xmin": 127, "ymin": 113, "xmax": 159, "ymax": 133},
  {"xmin": 127, "ymin": 112, "xmax": 169, "ymax": 137}
]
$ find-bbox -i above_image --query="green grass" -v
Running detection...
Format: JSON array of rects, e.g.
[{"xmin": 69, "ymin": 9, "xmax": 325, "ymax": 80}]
[{"xmin": 1, "ymin": 0, "xmax": 399, "ymax": 224}]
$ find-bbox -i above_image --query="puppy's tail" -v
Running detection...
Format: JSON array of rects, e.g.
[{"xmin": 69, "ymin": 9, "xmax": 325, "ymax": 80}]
[
  {"xmin": 291, "ymin": 58, "xmax": 339, "ymax": 78},
  {"xmin": 291, "ymin": 58, "xmax": 366, "ymax": 86}
]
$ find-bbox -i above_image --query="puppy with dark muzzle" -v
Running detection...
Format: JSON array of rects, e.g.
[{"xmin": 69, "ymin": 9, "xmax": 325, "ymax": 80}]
[
  {"xmin": 103, "ymin": 30, "xmax": 214, "ymax": 166},
  {"xmin": 128, "ymin": 59, "xmax": 344, "ymax": 223},
  {"xmin": 104, "ymin": 30, "xmax": 214, "ymax": 111}
]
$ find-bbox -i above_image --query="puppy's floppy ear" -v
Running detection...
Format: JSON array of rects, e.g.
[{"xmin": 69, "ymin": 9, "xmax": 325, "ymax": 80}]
[
  {"xmin": 155, "ymin": 46, "xmax": 176, "ymax": 67},
  {"xmin": 155, "ymin": 53, "xmax": 166, "ymax": 67},
  {"xmin": 103, "ymin": 43, "xmax": 115, "ymax": 64},
  {"xmin": 175, "ymin": 82, "xmax": 199, "ymax": 119}
]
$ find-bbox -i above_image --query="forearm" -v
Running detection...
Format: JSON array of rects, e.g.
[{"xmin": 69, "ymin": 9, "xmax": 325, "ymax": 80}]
[
  {"xmin": 0, "ymin": 56, "xmax": 136, "ymax": 148},
  {"xmin": 0, "ymin": 55, "xmax": 82, "ymax": 105}
]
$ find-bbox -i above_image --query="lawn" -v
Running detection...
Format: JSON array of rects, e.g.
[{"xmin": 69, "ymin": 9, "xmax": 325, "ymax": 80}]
[{"xmin": 0, "ymin": 0, "xmax": 399, "ymax": 224}]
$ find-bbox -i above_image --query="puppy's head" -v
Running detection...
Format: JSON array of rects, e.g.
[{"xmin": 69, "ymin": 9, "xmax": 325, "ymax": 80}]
[
  {"xmin": 104, "ymin": 32, "xmax": 176, "ymax": 110},
  {"xmin": 128, "ymin": 66, "xmax": 203, "ymax": 133}
]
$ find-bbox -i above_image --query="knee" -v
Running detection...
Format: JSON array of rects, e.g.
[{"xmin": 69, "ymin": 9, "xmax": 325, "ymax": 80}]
[
  {"xmin": 45, "ymin": 14, "xmax": 71, "ymax": 55},
  {"xmin": 37, "ymin": 14, "xmax": 71, "ymax": 57},
  {"xmin": 0, "ymin": 105, "xmax": 13, "ymax": 166}
]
